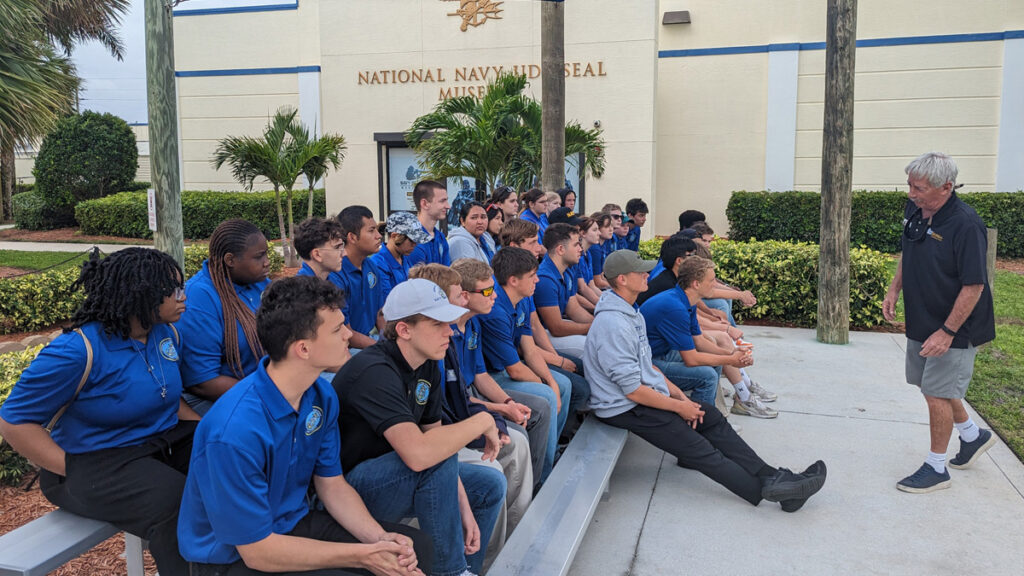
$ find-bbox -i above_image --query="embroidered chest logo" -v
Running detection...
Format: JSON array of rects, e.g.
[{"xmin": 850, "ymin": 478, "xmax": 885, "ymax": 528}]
[
  {"xmin": 367, "ymin": 271, "xmax": 378, "ymax": 289},
  {"xmin": 516, "ymin": 310, "xmax": 527, "ymax": 327},
  {"xmin": 159, "ymin": 338, "xmax": 179, "ymax": 362},
  {"xmin": 415, "ymin": 380, "xmax": 431, "ymax": 405},
  {"xmin": 305, "ymin": 406, "xmax": 324, "ymax": 436},
  {"xmin": 442, "ymin": 0, "xmax": 504, "ymax": 32},
  {"xmin": 467, "ymin": 329, "xmax": 480, "ymax": 350}
]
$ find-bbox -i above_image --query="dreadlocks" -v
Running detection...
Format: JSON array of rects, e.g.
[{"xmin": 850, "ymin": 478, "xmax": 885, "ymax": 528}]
[
  {"xmin": 70, "ymin": 247, "xmax": 183, "ymax": 340},
  {"xmin": 208, "ymin": 219, "xmax": 265, "ymax": 378}
]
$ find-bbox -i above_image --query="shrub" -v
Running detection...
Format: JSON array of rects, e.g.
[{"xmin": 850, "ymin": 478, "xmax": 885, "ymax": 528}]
[
  {"xmin": 12, "ymin": 190, "xmax": 76, "ymax": 230},
  {"xmin": 0, "ymin": 267, "xmax": 82, "ymax": 334},
  {"xmin": 637, "ymin": 238, "xmax": 890, "ymax": 328},
  {"xmin": 0, "ymin": 345, "xmax": 43, "ymax": 486},
  {"xmin": 33, "ymin": 111, "xmax": 138, "ymax": 206},
  {"xmin": 14, "ymin": 183, "xmax": 34, "ymax": 195},
  {"xmin": 76, "ymin": 189, "xmax": 327, "ymax": 240},
  {"xmin": 727, "ymin": 190, "xmax": 1024, "ymax": 257},
  {"xmin": 183, "ymin": 242, "xmax": 284, "ymax": 278}
]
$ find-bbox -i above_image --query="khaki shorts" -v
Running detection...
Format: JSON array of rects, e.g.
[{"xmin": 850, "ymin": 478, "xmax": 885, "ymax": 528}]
[{"xmin": 905, "ymin": 339, "xmax": 978, "ymax": 399}]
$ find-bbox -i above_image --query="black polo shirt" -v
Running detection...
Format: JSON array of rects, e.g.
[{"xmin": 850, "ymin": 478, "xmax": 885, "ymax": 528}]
[
  {"xmin": 333, "ymin": 339, "xmax": 443, "ymax": 474},
  {"xmin": 901, "ymin": 193, "xmax": 995, "ymax": 348},
  {"xmin": 637, "ymin": 269, "xmax": 678, "ymax": 306}
]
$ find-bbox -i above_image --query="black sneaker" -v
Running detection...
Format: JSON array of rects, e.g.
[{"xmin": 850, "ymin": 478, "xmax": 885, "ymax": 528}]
[
  {"xmin": 896, "ymin": 463, "xmax": 951, "ymax": 493},
  {"xmin": 780, "ymin": 460, "xmax": 827, "ymax": 512},
  {"xmin": 949, "ymin": 429, "xmax": 996, "ymax": 470},
  {"xmin": 761, "ymin": 464, "xmax": 826, "ymax": 504}
]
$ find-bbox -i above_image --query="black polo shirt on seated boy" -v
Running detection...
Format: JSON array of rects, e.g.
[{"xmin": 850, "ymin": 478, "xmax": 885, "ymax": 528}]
[{"xmin": 333, "ymin": 338, "xmax": 443, "ymax": 474}]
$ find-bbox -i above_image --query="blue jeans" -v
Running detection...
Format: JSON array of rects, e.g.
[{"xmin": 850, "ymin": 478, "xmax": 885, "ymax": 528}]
[
  {"xmin": 345, "ymin": 451, "xmax": 506, "ymax": 576},
  {"xmin": 554, "ymin": 354, "xmax": 591, "ymax": 415},
  {"xmin": 490, "ymin": 370, "xmax": 571, "ymax": 481},
  {"xmin": 652, "ymin": 350, "xmax": 721, "ymax": 406},
  {"xmin": 703, "ymin": 297, "xmax": 737, "ymax": 326}
]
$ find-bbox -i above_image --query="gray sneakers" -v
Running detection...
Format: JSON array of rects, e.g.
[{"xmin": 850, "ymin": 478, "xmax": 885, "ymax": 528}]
[
  {"xmin": 749, "ymin": 380, "xmax": 777, "ymax": 402},
  {"xmin": 731, "ymin": 395, "xmax": 779, "ymax": 419}
]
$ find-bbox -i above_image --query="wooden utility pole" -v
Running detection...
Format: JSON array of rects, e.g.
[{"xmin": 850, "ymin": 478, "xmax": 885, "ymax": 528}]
[
  {"xmin": 817, "ymin": 0, "xmax": 858, "ymax": 345},
  {"xmin": 541, "ymin": 0, "xmax": 565, "ymax": 194},
  {"xmin": 145, "ymin": 0, "xmax": 184, "ymax": 267}
]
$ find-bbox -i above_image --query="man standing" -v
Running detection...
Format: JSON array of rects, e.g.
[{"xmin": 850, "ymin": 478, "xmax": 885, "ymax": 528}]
[
  {"xmin": 884, "ymin": 152, "xmax": 996, "ymax": 493},
  {"xmin": 406, "ymin": 180, "xmax": 452, "ymax": 267}
]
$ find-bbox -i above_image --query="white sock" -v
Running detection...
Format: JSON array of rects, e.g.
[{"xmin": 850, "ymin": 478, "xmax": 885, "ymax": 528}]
[
  {"xmin": 739, "ymin": 369, "xmax": 752, "ymax": 387},
  {"xmin": 955, "ymin": 418, "xmax": 980, "ymax": 443},
  {"xmin": 732, "ymin": 379, "xmax": 751, "ymax": 402},
  {"xmin": 926, "ymin": 451, "xmax": 946, "ymax": 474}
]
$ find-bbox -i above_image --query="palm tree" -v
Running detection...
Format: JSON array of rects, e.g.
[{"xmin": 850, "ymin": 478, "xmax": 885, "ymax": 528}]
[
  {"xmin": 287, "ymin": 122, "xmax": 347, "ymax": 220},
  {"xmin": 406, "ymin": 72, "xmax": 605, "ymax": 193},
  {"xmin": 212, "ymin": 107, "xmax": 310, "ymax": 266}
]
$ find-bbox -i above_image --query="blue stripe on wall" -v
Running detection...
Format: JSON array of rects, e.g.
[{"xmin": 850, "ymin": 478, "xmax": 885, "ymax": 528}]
[
  {"xmin": 659, "ymin": 30, "xmax": 1024, "ymax": 58},
  {"xmin": 175, "ymin": 65, "xmax": 320, "ymax": 77},
  {"xmin": 173, "ymin": 2, "xmax": 298, "ymax": 17}
]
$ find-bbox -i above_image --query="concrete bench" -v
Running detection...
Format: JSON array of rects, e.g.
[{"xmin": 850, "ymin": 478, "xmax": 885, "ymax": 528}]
[
  {"xmin": 488, "ymin": 418, "xmax": 629, "ymax": 576},
  {"xmin": 0, "ymin": 509, "xmax": 145, "ymax": 576}
]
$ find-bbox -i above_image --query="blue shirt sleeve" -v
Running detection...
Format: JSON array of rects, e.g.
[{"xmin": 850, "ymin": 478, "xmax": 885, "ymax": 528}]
[
  {"xmin": 193, "ymin": 440, "xmax": 275, "ymax": 547},
  {"xmin": 177, "ymin": 287, "xmax": 228, "ymax": 387},
  {"xmin": 479, "ymin": 313, "xmax": 521, "ymax": 372},
  {"xmin": 0, "ymin": 333, "xmax": 88, "ymax": 426},
  {"xmin": 533, "ymin": 275, "xmax": 561, "ymax": 309}
]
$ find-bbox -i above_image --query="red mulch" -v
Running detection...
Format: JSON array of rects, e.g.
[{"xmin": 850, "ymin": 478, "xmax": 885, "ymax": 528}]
[
  {"xmin": 996, "ymin": 257, "xmax": 1024, "ymax": 274},
  {"xmin": 0, "ymin": 266, "xmax": 30, "ymax": 278},
  {"xmin": 0, "ymin": 227, "xmax": 154, "ymax": 245},
  {"xmin": 0, "ymin": 481, "xmax": 158, "ymax": 575}
]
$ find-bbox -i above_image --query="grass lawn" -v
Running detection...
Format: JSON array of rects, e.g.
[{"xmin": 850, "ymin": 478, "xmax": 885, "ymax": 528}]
[
  {"xmin": 1, "ymin": 250, "xmax": 92, "ymax": 272},
  {"xmin": 885, "ymin": 258, "xmax": 1024, "ymax": 462}
]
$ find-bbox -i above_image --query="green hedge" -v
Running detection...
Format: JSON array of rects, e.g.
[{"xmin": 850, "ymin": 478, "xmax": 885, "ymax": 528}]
[
  {"xmin": 0, "ymin": 346, "xmax": 44, "ymax": 485},
  {"xmin": 638, "ymin": 238, "xmax": 890, "ymax": 328},
  {"xmin": 76, "ymin": 189, "xmax": 327, "ymax": 240},
  {"xmin": 726, "ymin": 190, "xmax": 1024, "ymax": 257},
  {"xmin": 12, "ymin": 190, "xmax": 76, "ymax": 230}
]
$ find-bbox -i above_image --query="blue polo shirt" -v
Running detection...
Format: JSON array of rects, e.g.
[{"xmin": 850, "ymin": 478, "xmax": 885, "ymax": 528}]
[
  {"xmin": 589, "ymin": 244, "xmax": 607, "ymax": 278},
  {"xmin": 520, "ymin": 210, "xmax": 549, "ymax": 241},
  {"xmin": 328, "ymin": 256, "xmax": 382, "ymax": 337},
  {"xmin": 534, "ymin": 256, "xmax": 577, "ymax": 317},
  {"xmin": 177, "ymin": 261, "xmax": 269, "ymax": 386},
  {"xmin": 451, "ymin": 317, "xmax": 487, "ymax": 386},
  {"xmin": 178, "ymin": 358, "xmax": 342, "ymax": 564},
  {"xmin": 367, "ymin": 245, "xmax": 409, "ymax": 303},
  {"xmin": 479, "ymin": 283, "xmax": 533, "ymax": 372},
  {"xmin": 0, "ymin": 322, "xmax": 181, "ymax": 454},
  {"xmin": 405, "ymin": 224, "xmax": 451, "ymax": 267},
  {"xmin": 294, "ymin": 261, "xmax": 317, "ymax": 278},
  {"xmin": 603, "ymin": 236, "xmax": 625, "ymax": 255},
  {"xmin": 576, "ymin": 248, "xmax": 594, "ymax": 284},
  {"xmin": 649, "ymin": 260, "xmax": 665, "ymax": 280},
  {"xmin": 640, "ymin": 286, "xmax": 701, "ymax": 357},
  {"xmin": 625, "ymin": 226, "xmax": 642, "ymax": 251}
]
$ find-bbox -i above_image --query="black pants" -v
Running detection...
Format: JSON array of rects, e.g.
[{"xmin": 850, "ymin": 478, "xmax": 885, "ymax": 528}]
[
  {"xmin": 188, "ymin": 510, "xmax": 433, "ymax": 576},
  {"xmin": 600, "ymin": 402, "xmax": 772, "ymax": 505},
  {"xmin": 40, "ymin": 419, "xmax": 198, "ymax": 576}
]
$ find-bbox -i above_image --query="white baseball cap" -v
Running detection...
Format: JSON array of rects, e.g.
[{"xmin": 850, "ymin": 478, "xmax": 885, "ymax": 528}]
[{"xmin": 383, "ymin": 278, "xmax": 468, "ymax": 322}]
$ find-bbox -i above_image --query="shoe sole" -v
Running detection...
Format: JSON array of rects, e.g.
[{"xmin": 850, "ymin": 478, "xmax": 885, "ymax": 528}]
[
  {"xmin": 730, "ymin": 407, "xmax": 779, "ymax": 419},
  {"xmin": 755, "ymin": 395, "xmax": 778, "ymax": 403},
  {"xmin": 896, "ymin": 478, "xmax": 951, "ymax": 493},
  {"xmin": 762, "ymin": 472, "xmax": 826, "ymax": 502},
  {"xmin": 948, "ymin": 433, "xmax": 997, "ymax": 470}
]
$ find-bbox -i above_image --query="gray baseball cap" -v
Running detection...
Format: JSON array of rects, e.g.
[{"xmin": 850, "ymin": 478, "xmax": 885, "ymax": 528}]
[
  {"xmin": 383, "ymin": 278, "xmax": 468, "ymax": 322},
  {"xmin": 603, "ymin": 249, "xmax": 656, "ymax": 282},
  {"xmin": 386, "ymin": 211, "xmax": 432, "ymax": 244}
]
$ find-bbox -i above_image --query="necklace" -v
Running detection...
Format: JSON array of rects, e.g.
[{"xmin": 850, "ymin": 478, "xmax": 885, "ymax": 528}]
[{"xmin": 132, "ymin": 339, "xmax": 168, "ymax": 399}]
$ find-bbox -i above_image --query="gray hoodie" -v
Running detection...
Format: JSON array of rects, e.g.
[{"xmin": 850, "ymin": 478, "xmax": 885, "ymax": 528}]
[
  {"xmin": 583, "ymin": 289, "xmax": 670, "ymax": 419},
  {"xmin": 448, "ymin": 225, "xmax": 495, "ymax": 263}
]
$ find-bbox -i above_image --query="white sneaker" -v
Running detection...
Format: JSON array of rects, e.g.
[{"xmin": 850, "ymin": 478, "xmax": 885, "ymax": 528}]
[
  {"xmin": 730, "ymin": 395, "xmax": 779, "ymax": 419},
  {"xmin": 457, "ymin": 570, "xmax": 479, "ymax": 576},
  {"xmin": 748, "ymin": 380, "xmax": 777, "ymax": 402}
]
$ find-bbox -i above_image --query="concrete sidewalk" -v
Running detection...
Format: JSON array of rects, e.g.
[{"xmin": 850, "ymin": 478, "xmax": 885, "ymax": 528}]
[{"xmin": 570, "ymin": 326, "xmax": 1024, "ymax": 576}]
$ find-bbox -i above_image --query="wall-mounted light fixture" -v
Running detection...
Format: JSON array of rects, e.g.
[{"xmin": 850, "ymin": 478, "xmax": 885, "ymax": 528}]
[{"xmin": 662, "ymin": 11, "xmax": 691, "ymax": 25}]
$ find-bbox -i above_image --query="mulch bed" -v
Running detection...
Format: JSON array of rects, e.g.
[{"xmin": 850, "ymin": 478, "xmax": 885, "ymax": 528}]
[
  {"xmin": 0, "ymin": 266, "xmax": 31, "ymax": 278},
  {"xmin": 0, "ymin": 482, "xmax": 158, "ymax": 575},
  {"xmin": 0, "ymin": 227, "xmax": 154, "ymax": 245}
]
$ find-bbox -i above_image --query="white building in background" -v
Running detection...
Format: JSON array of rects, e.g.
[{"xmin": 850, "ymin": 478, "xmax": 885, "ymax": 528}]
[{"xmin": 31, "ymin": 0, "xmax": 1024, "ymax": 237}]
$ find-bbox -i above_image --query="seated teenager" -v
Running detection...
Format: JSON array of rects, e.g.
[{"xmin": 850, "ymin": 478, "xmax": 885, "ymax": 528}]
[
  {"xmin": 333, "ymin": 279, "xmax": 507, "ymax": 576},
  {"xmin": 405, "ymin": 180, "xmax": 453, "ymax": 268},
  {"xmin": 294, "ymin": 217, "xmax": 346, "ymax": 280},
  {"xmin": 584, "ymin": 250, "xmax": 827, "ymax": 512},
  {"xmin": 544, "ymin": 191, "xmax": 562, "ymax": 215},
  {"xmin": 571, "ymin": 215, "xmax": 604, "ymax": 308},
  {"xmin": 624, "ymin": 198, "xmax": 649, "ymax": 252},
  {"xmin": 639, "ymin": 234, "xmax": 733, "ymax": 331},
  {"xmin": 588, "ymin": 212, "xmax": 614, "ymax": 290},
  {"xmin": 369, "ymin": 211, "xmax": 432, "ymax": 303},
  {"xmin": 546, "ymin": 208, "xmax": 596, "ymax": 313},
  {"xmin": 486, "ymin": 186, "xmax": 519, "ymax": 225},
  {"xmin": 330, "ymin": 206, "xmax": 385, "ymax": 350},
  {"xmin": 409, "ymin": 264, "xmax": 532, "ymax": 557},
  {"xmin": 517, "ymin": 188, "xmax": 549, "ymax": 241},
  {"xmin": 448, "ymin": 201, "xmax": 496, "ymax": 264},
  {"xmin": 601, "ymin": 203, "xmax": 628, "ymax": 253},
  {"xmin": 557, "ymin": 187, "xmax": 577, "ymax": 212},
  {"xmin": 178, "ymin": 219, "xmax": 271, "ymax": 412},
  {"xmin": 534, "ymin": 223, "xmax": 592, "ymax": 359},
  {"xmin": 485, "ymin": 204, "xmax": 505, "ymax": 249},
  {"xmin": 0, "ymin": 248, "xmax": 199, "ymax": 574},
  {"xmin": 677, "ymin": 209, "xmax": 707, "ymax": 232},
  {"xmin": 691, "ymin": 221, "xmax": 757, "ymax": 327},
  {"xmin": 451, "ymin": 258, "xmax": 552, "ymax": 486},
  {"xmin": 178, "ymin": 275, "xmax": 430, "ymax": 576}
]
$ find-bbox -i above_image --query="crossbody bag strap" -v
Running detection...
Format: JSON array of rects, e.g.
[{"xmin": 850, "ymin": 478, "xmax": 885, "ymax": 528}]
[
  {"xmin": 169, "ymin": 323, "xmax": 180, "ymax": 346},
  {"xmin": 44, "ymin": 328, "xmax": 93, "ymax": 434}
]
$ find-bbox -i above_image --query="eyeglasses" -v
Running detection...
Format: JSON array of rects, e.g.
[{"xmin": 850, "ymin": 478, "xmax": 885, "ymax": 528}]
[
  {"xmin": 171, "ymin": 287, "xmax": 186, "ymax": 302},
  {"xmin": 903, "ymin": 208, "xmax": 933, "ymax": 242},
  {"xmin": 468, "ymin": 286, "xmax": 495, "ymax": 297}
]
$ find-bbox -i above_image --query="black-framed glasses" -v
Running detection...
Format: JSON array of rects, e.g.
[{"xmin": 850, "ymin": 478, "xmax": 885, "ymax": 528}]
[
  {"xmin": 903, "ymin": 208, "xmax": 932, "ymax": 242},
  {"xmin": 468, "ymin": 286, "xmax": 495, "ymax": 297}
]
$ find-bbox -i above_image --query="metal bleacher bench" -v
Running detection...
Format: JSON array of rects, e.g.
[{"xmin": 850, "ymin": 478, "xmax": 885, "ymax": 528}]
[
  {"xmin": 0, "ymin": 509, "xmax": 145, "ymax": 576},
  {"xmin": 488, "ymin": 418, "xmax": 629, "ymax": 576}
]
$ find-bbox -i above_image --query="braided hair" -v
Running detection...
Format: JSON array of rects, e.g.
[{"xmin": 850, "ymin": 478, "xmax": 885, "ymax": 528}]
[
  {"xmin": 208, "ymin": 219, "xmax": 265, "ymax": 378},
  {"xmin": 70, "ymin": 247, "xmax": 183, "ymax": 339}
]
